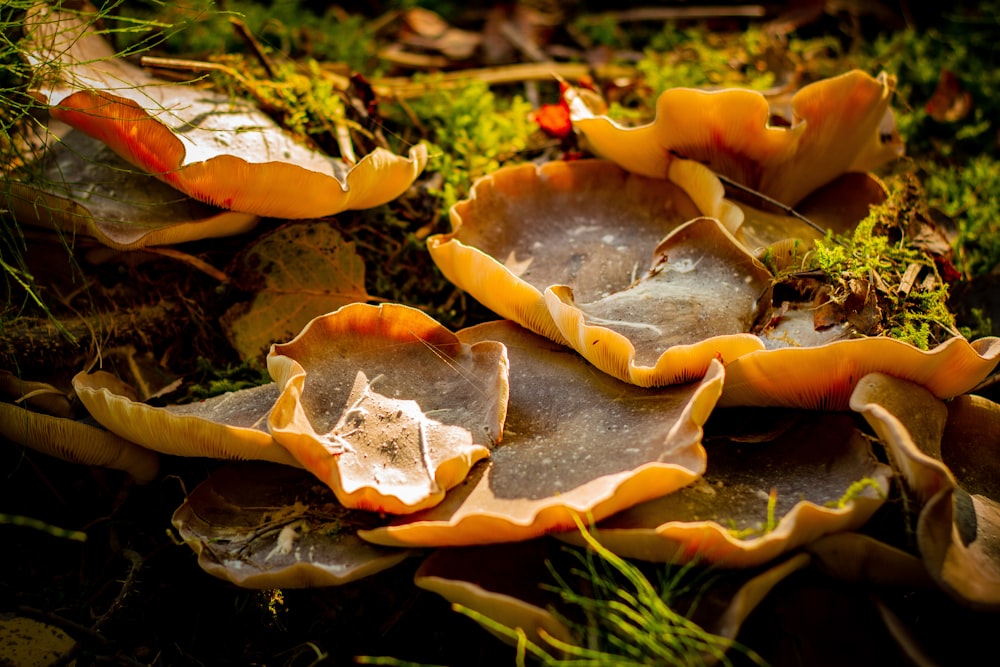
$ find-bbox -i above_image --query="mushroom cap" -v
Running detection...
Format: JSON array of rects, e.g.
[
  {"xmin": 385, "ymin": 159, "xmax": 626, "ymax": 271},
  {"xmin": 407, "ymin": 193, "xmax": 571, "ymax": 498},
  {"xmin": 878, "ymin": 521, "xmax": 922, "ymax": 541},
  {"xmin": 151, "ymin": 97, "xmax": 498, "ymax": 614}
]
[
  {"xmin": 5, "ymin": 128, "xmax": 258, "ymax": 249},
  {"xmin": 172, "ymin": 463, "xmax": 412, "ymax": 588},
  {"xmin": 720, "ymin": 335, "xmax": 1000, "ymax": 410},
  {"xmin": 72, "ymin": 371, "xmax": 299, "ymax": 466},
  {"xmin": 546, "ymin": 217, "xmax": 772, "ymax": 387},
  {"xmin": 850, "ymin": 373, "xmax": 1000, "ymax": 608},
  {"xmin": 0, "ymin": 400, "xmax": 159, "ymax": 483},
  {"xmin": 22, "ymin": 5, "xmax": 427, "ymax": 219},
  {"xmin": 559, "ymin": 413, "xmax": 890, "ymax": 568},
  {"xmin": 568, "ymin": 69, "xmax": 903, "ymax": 207},
  {"xmin": 266, "ymin": 303, "xmax": 509, "ymax": 515},
  {"xmin": 360, "ymin": 320, "xmax": 724, "ymax": 547},
  {"xmin": 428, "ymin": 158, "xmax": 742, "ymax": 346},
  {"xmin": 414, "ymin": 540, "xmax": 573, "ymax": 649}
]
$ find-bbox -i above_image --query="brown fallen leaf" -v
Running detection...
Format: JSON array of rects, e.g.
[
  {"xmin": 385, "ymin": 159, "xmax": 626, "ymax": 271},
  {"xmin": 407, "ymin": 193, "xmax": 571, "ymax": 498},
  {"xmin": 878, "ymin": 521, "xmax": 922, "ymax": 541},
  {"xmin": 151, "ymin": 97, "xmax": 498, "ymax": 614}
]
[{"xmin": 222, "ymin": 221, "xmax": 372, "ymax": 364}]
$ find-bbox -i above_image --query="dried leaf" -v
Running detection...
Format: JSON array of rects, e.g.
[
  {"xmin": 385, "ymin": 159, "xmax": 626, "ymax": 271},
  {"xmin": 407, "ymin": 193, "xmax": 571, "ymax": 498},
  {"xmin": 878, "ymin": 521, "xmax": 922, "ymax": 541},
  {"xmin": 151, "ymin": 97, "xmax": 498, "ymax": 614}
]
[{"xmin": 222, "ymin": 221, "xmax": 372, "ymax": 364}]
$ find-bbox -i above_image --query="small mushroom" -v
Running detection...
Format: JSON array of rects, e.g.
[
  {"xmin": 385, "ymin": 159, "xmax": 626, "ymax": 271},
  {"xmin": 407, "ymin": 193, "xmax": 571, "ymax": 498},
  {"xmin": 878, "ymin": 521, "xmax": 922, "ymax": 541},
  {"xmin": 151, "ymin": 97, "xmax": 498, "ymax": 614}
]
[
  {"xmin": 72, "ymin": 371, "xmax": 299, "ymax": 466},
  {"xmin": 360, "ymin": 320, "xmax": 723, "ymax": 547},
  {"xmin": 414, "ymin": 540, "xmax": 574, "ymax": 650},
  {"xmin": 267, "ymin": 303, "xmax": 508, "ymax": 515},
  {"xmin": 559, "ymin": 413, "xmax": 891, "ymax": 568},
  {"xmin": 428, "ymin": 158, "xmax": 742, "ymax": 346},
  {"xmin": 1, "ymin": 400, "xmax": 159, "ymax": 482},
  {"xmin": 22, "ymin": 5, "xmax": 427, "ymax": 219},
  {"xmin": 172, "ymin": 462, "xmax": 413, "ymax": 588},
  {"xmin": 850, "ymin": 373, "xmax": 1000, "ymax": 608},
  {"xmin": 720, "ymin": 335, "xmax": 1000, "ymax": 410},
  {"xmin": 545, "ymin": 217, "xmax": 772, "ymax": 386},
  {"xmin": 568, "ymin": 70, "xmax": 903, "ymax": 208}
]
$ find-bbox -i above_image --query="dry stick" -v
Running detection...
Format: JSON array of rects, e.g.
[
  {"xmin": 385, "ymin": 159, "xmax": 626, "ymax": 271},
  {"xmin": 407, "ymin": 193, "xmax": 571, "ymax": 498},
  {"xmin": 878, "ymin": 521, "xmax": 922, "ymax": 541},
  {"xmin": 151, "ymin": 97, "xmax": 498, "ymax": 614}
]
[
  {"xmin": 229, "ymin": 16, "xmax": 276, "ymax": 78},
  {"xmin": 715, "ymin": 173, "xmax": 828, "ymax": 236},
  {"xmin": 140, "ymin": 54, "xmax": 620, "ymax": 101}
]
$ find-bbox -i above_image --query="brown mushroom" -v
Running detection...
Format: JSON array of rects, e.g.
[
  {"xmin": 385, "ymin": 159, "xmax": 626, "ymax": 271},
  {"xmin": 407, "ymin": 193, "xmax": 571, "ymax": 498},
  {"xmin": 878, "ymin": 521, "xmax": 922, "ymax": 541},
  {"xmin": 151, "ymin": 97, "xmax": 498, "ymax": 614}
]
[
  {"xmin": 568, "ymin": 70, "xmax": 903, "ymax": 208},
  {"xmin": 428, "ymin": 158, "xmax": 742, "ymax": 346},
  {"xmin": 360, "ymin": 320, "xmax": 723, "ymax": 547},
  {"xmin": 4, "ymin": 126, "xmax": 258, "ymax": 249},
  {"xmin": 172, "ymin": 463, "xmax": 413, "ymax": 588},
  {"xmin": 22, "ymin": 5, "xmax": 427, "ymax": 219},
  {"xmin": 546, "ymin": 217, "xmax": 772, "ymax": 386},
  {"xmin": 720, "ymin": 335, "xmax": 1000, "ymax": 410},
  {"xmin": 1, "ymin": 400, "xmax": 159, "ymax": 482},
  {"xmin": 72, "ymin": 371, "xmax": 299, "ymax": 466},
  {"xmin": 557, "ymin": 412, "xmax": 890, "ymax": 568},
  {"xmin": 850, "ymin": 373, "xmax": 1000, "ymax": 608},
  {"xmin": 266, "ymin": 303, "xmax": 509, "ymax": 515}
]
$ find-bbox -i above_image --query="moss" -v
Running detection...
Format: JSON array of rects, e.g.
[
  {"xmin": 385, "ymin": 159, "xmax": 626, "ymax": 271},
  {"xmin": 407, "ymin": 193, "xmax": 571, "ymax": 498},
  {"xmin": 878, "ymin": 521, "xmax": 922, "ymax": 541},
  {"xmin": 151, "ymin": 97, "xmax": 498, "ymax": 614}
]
[
  {"xmin": 803, "ymin": 175, "xmax": 960, "ymax": 349},
  {"xmin": 923, "ymin": 154, "xmax": 1000, "ymax": 278},
  {"xmin": 401, "ymin": 77, "xmax": 536, "ymax": 214}
]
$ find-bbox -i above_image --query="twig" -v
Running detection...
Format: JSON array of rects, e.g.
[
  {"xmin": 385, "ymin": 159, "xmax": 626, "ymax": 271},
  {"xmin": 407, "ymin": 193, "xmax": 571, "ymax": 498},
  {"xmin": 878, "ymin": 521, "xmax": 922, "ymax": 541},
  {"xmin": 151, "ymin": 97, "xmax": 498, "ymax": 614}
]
[
  {"xmin": 715, "ymin": 173, "xmax": 827, "ymax": 236},
  {"xmin": 229, "ymin": 16, "xmax": 276, "ymax": 78}
]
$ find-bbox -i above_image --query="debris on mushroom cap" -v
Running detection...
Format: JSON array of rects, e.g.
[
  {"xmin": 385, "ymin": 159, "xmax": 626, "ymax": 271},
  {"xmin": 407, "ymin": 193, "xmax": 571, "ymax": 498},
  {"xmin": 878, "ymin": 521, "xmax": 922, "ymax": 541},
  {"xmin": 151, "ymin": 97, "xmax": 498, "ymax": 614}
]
[
  {"xmin": 1, "ymin": 400, "xmax": 159, "ymax": 483},
  {"xmin": 4, "ymin": 127, "xmax": 259, "ymax": 250},
  {"xmin": 720, "ymin": 335, "xmax": 1000, "ymax": 410},
  {"xmin": 546, "ymin": 217, "xmax": 772, "ymax": 387},
  {"xmin": 21, "ymin": 4, "xmax": 427, "ymax": 219},
  {"xmin": 558, "ymin": 412, "xmax": 890, "ymax": 568},
  {"xmin": 568, "ymin": 69, "xmax": 903, "ymax": 208},
  {"xmin": 851, "ymin": 373, "xmax": 1000, "ymax": 609},
  {"xmin": 72, "ymin": 371, "xmax": 299, "ymax": 466},
  {"xmin": 172, "ymin": 463, "xmax": 413, "ymax": 588},
  {"xmin": 359, "ymin": 320, "xmax": 723, "ymax": 548},
  {"xmin": 266, "ymin": 303, "xmax": 508, "ymax": 515},
  {"xmin": 427, "ymin": 158, "xmax": 742, "ymax": 346}
]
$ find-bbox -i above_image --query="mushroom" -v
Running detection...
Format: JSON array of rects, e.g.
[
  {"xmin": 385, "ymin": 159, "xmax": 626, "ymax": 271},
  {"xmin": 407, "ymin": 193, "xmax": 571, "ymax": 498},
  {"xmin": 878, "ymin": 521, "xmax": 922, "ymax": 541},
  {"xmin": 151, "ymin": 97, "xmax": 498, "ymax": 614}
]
[
  {"xmin": 850, "ymin": 373, "xmax": 1000, "ymax": 608},
  {"xmin": 567, "ymin": 69, "xmax": 903, "ymax": 208},
  {"xmin": 172, "ymin": 462, "xmax": 413, "ymax": 588},
  {"xmin": 557, "ymin": 412, "xmax": 890, "ymax": 568},
  {"xmin": 72, "ymin": 371, "xmax": 299, "ymax": 466},
  {"xmin": 415, "ymin": 532, "xmax": 811, "ymax": 662},
  {"xmin": 720, "ymin": 335, "xmax": 1000, "ymax": 410},
  {"xmin": 360, "ymin": 319, "xmax": 723, "ymax": 547},
  {"xmin": 266, "ymin": 303, "xmax": 509, "ymax": 515},
  {"xmin": 413, "ymin": 540, "xmax": 574, "ymax": 650},
  {"xmin": 21, "ymin": 4, "xmax": 427, "ymax": 219},
  {"xmin": 428, "ymin": 158, "xmax": 742, "ymax": 346},
  {"xmin": 4, "ymin": 126, "xmax": 258, "ymax": 249},
  {"xmin": 1, "ymin": 400, "xmax": 159, "ymax": 482},
  {"xmin": 545, "ymin": 217, "xmax": 773, "ymax": 386}
]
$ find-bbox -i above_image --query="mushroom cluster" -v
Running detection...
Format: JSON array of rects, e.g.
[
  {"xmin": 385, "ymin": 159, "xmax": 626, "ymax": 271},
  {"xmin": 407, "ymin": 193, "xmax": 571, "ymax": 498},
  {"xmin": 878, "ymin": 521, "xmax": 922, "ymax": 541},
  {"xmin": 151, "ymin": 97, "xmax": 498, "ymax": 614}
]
[{"xmin": 8, "ymin": 6, "xmax": 1000, "ymax": 659}]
